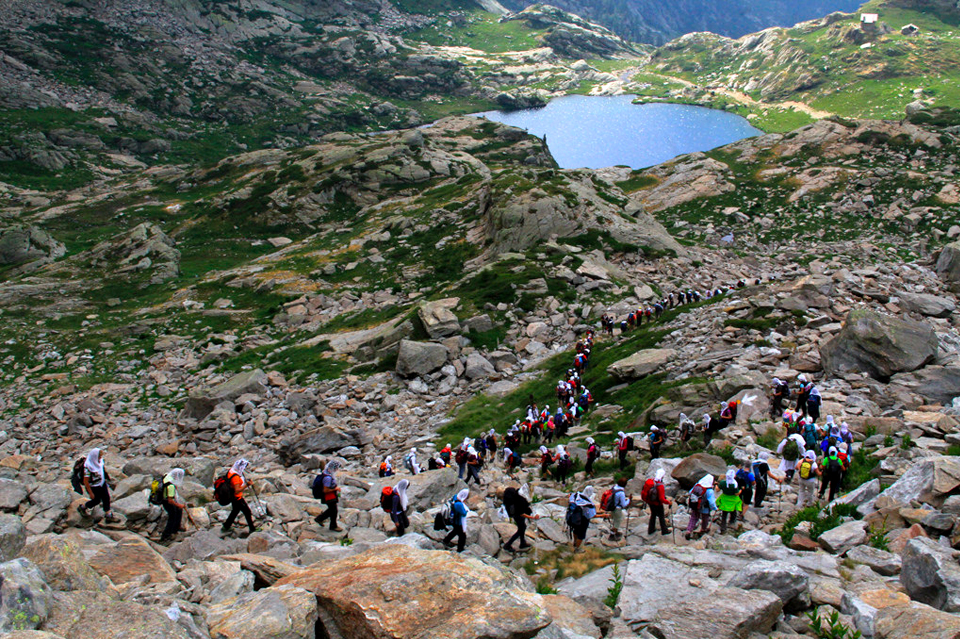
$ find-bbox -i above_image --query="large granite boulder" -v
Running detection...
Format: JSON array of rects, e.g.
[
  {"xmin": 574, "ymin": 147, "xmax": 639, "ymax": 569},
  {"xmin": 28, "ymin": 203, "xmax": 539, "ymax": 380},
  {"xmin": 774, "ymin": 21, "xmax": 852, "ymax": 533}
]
[
  {"xmin": 182, "ymin": 369, "xmax": 268, "ymax": 420},
  {"xmin": 42, "ymin": 589, "xmax": 195, "ymax": 639},
  {"xmin": 645, "ymin": 587, "xmax": 782, "ymax": 639},
  {"xmin": 277, "ymin": 425, "xmax": 364, "ymax": 465},
  {"xmin": 890, "ymin": 366, "xmax": 960, "ymax": 404},
  {"xmin": 276, "ymin": 544, "xmax": 551, "ymax": 639},
  {"xmin": 395, "ymin": 340, "xmax": 448, "ymax": 377},
  {"xmin": 121, "ymin": 457, "xmax": 216, "ymax": 487},
  {"xmin": 899, "ymin": 292, "xmax": 956, "ymax": 318},
  {"xmin": 0, "ymin": 225, "xmax": 65, "ymax": 267},
  {"xmin": 874, "ymin": 600, "xmax": 960, "ymax": 638},
  {"xmin": 19, "ymin": 536, "xmax": 110, "ymax": 592},
  {"xmin": 936, "ymin": 241, "xmax": 960, "ymax": 289},
  {"xmin": 417, "ymin": 298, "xmax": 461, "ymax": 339},
  {"xmin": 371, "ymin": 468, "xmax": 462, "ymax": 512},
  {"xmin": 87, "ymin": 536, "xmax": 177, "ymax": 587},
  {"xmin": 901, "ymin": 537, "xmax": 960, "ymax": 612},
  {"xmin": 0, "ymin": 514, "xmax": 26, "ymax": 562},
  {"xmin": 820, "ymin": 310, "xmax": 938, "ymax": 380},
  {"xmin": 818, "ymin": 520, "xmax": 867, "ymax": 554},
  {"xmin": 618, "ymin": 554, "xmax": 720, "ymax": 625},
  {"xmin": 726, "ymin": 559, "xmax": 810, "ymax": 611},
  {"xmin": 0, "ymin": 478, "xmax": 29, "ymax": 511},
  {"xmin": 206, "ymin": 584, "xmax": 317, "ymax": 639},
  {"xmin": 880, "ymin": 456, "xmax": 960, "ymax": 508},
  {"xmin": 607, "ymin": 348, "xmax": 675, "ymax": 380},
  {"xmin": 671, "ymin": 453, "xmax": 726, "ymax": 489},
  {"xmin": 0, "ymin": 558, "xmax": 52, "ymax": 634}
]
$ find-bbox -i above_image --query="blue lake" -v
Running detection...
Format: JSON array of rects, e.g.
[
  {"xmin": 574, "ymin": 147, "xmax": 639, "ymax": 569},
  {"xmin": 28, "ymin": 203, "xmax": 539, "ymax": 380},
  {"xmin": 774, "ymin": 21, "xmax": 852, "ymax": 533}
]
[{"xmin": 473, "ymin": 95, "xmax": 762, "ymax": 170}]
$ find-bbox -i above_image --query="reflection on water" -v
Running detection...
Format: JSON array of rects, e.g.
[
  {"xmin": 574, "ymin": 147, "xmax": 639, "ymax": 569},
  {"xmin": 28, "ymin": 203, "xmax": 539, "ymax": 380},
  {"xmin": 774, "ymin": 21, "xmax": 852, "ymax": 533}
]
[{"xmin": 473, "ymin": 95, "xmax": 762, "ymax": 170}]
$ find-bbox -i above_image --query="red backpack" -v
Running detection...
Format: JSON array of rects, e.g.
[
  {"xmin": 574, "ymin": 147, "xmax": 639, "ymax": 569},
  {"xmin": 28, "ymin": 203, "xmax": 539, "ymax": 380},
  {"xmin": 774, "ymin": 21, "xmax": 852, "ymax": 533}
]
[
  {"xmin": 380, "ymin": 486, "xmax": 394, "ymax": 513},
  {"xmin": 641, "ymin": 478, "xmax": 659, "ymax": 505},
  {"xmin": 599, "ymin": 489, "xmax": 614, "ymax": 512}
]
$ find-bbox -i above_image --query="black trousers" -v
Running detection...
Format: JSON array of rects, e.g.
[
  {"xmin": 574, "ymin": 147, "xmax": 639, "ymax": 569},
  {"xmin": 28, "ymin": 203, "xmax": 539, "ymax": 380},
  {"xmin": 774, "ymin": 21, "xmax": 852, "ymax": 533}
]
[
  {"xmin": 650, "ymin": 444, "xmax": 661, "ymax": 460},
  {"xmin": 506, "ymin": 517, "xmax": 528, "ymax": 549},
  {"xmin": 648, "ymin": 503, "xmax": 668, "ymax": 535},
  {"xmin": 466, "ymin": 465, "xmax": 482, "ymax": 485},
  {"xmin": 161, "ymin": 502, "xmax": 182, "ymax": 540},
  {"xmin": 85, "ymin": 483, "xmax": 111, "ymax": 512},
  {"xmin": 585, "ymin": 457, "xmax": 595, "ymax": 474},
  {"xmin": 224, "ymin": 497, "xmax": 255, "ymax": 530},
  {"xmin": 443, "ymin": 523, "xmax": 466, "ymax": 552},
  {"xmin": 819, "ymin": 475, "xmax": 841, "ymax": 502},
  {"xmin": 771, "ymin": 396, "xmax": 783, "ymax": 418},
  {"xmin": 754, "ymin": 480, "xmax": 768, "ymax": 507},
  {"xmin": 316, "ymin": 500, "xmax": 338, "ymax": 530},
  {"xmin": 618, "ymin": 449, "xmax": 628, "ymax": 469},
  {"xmin": 392, "ymin": 511, "xmax": 409, "ymax": 536}
]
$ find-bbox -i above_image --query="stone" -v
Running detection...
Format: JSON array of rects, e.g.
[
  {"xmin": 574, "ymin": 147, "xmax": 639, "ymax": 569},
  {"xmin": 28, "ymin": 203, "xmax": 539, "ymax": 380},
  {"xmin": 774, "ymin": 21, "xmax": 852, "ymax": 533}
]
[
  {"xmin": 464, "ymin": 352, "xmax": 496, "ymax": 380},
  {"xmin": 276, "ymin": 545, "xmax": 551, "ymax": 638},
  {"xmin": 220, "ymin": 554, "xmax": 299, "ymax": 587},
  {"xmin": 0, "ymin": 558, "xmax": 52, "ymax": 633},
  {"xmin": 670, "ymin": 453, "xmax": 727, "ymax": 489},
  {"xmin": 834, "ymin": 478, "xmax": 881, "ymax": 514},
  {"xmin": 277, "ymin": 425, "xmax": 363, "ymax": 465},
  {"xmin": 418, "ymin": 298, "xmax": 461, "ymax": 339},
  {"xmin": 726, "ymin": 559, "xmax": 810, "ymax": 611},
  {"xmin": 122, "ymin": 457, "xmax": 216, "ymax": 487},
  {"xmin": 645, "ymin": 587, "xmax": 782, "ymax": 639},
  {"xmin": 540, "ymin": 594, "xmax": 601, "ymax": 639},
  {"xmin": 818, "ymin": 520, "xmax": 867, "ymax": 554},
  {"xmin": 820, "ymin": 309, "xmax": 938, "ymax": 380},
  {"xmin": 109, "ymin": 490, "xmax": 153, "ymax": 523},
  {"xmin": 206, "ymin": 584, "xmax": 317, "ymax": 639},
  {"xmin": 901, "ymin": 537, "xmax": 960, "ymax": 611},
  {"xmin": 846, "ymin": 545, "xmax": 902, "ymax": 576},
  {"xmin": 87, "ymin": 536, "xmax": 177, "ymax": 586},
  {"xmin": 0, "ymin": 479, "xmax": 28, "ymax": 511},
  {"xmin": 899, "ymin": 292, "xmax": 956, "ymax": 318},
  {"xmin": 556, "ymin": 564, "xmax": 616, "ymax": 606},
  {"xmin": 395, "ymin": 340, "xmax": 448, "ymax": 377},
  {"xmin": 0, "ymin": 226, "xmax": 65, "ymax": 267},
  {"xmin": 618, "ymin": 554, "xmax": 719, "ymax": 625},
  {"xmin": 208, "ymin": 569, "xmax": 255, "ymax": 604},
  {"xmin": 370, "ymin": 468, "xmax": 461, "ymax": 512},
  {"xmin": 43, "ymin": 589, "xmax": 194, "ymax": 639},
  {"xmin": 0, "ymin": 514, "xmax": 26, "ymax": 562},
  {"xmin": 182, "ymin": 369, "xmax": 268, "ymax": 420},
  {"xmin": 874, "ymin": 600, "xmax": 960, "ymax": 638},
  {"xmin": 880, "ymin": 456, "xmax": 960, "ymax": 508},
  {"xmin": 936, "ymin": 241, "xmax": 960, "ymax": 288},
  {"xmin": 19, "ymin": 536, "xmax": 110, "ymax": 592},
  {"xmin": 842, "ymin": 589, "xmax": 912, "ymax": 638},
  {"xmin": 82, "ymin": 222, "xmax": 179, "ymax": 286},
  {"xmin": 607, "ymin": 348, "xmax": 675, "ymax": 380},
  {"xmin": 28, "ymin": 484, "xmax": 73, "ymax": 520},
  {"xmin": 163, "ymin": 529, "xmax": 246, "ymax": 564}
]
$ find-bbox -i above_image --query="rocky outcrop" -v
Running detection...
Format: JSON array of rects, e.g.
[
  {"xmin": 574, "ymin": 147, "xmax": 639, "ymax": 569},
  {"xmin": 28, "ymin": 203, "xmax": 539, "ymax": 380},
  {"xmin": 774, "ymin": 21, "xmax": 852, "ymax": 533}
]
[
  {"xmin": 726, "ymin": 560, "xmax": 810, "ymax": 612},
  {"xmin": 0, "ymin": 558, "xmax": 52, "ymax": 633},
  {"xmin": 937, "ymin": 241, "xmax": 960, "ymax": 289},
  {"xmin": 395, "ymin": 340, "xmax": 448, "ymax": 378},
  {"xmin": 0, "ymin": 226, "xmax": 65, "ymax": 269},
  {"xmin": 182, "ymin": 369, "xmax": 268, "ymax": 420},
  {"xmin": 417, "ymin": 298, "xmax": 461, "ymax": 339},
  {"xmin": 878, "ymin": 456, "xmax": 960, "ymax": 509},
  {"xmin": 671, "ymin": 453, "xmax": 726, "ymax": 488},
  {"xmin": 82, "ymin": 223, "xmax": 180, "ymax": 286},
  {"xmin": 504, "ymin": 5, "xmax": 641, "ymax": 59},
  {"xmin": 206, "ymin": 584, "xmax": 318, "ymax": 639},
  {"xmin": 820, "ymin": 310, "xmax": 939, "ymax": 381},
  {"xmin": 276, "ymin": 544, "xmax": 552, "ymax": 638},
  {"xmin": 646, "ymin": 587, "xmax": 782, "ymax": 639},
  {"xmin": 899, "ymin": 292, "xmax": 956, "ymax": 318},
  {"xmin": 901, "ymin": 537, "xmax": 960, "ymax": 612},
  {"xmin": 607, "ymin": 348, "xmax": 675, "ymax": 380}
]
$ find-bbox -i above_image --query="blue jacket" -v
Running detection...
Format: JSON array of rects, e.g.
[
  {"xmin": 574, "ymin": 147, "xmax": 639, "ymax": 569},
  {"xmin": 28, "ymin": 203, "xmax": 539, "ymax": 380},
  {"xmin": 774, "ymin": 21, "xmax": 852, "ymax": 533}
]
[{"xmin": 451, "ymin": 498, "xmax": 468, "ymax": 527}]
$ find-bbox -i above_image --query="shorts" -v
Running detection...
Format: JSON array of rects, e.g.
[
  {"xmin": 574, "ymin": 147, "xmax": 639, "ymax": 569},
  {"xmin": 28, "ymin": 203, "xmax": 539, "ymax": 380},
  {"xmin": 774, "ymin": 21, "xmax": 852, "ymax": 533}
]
[
  {"xmin": 740, "ymin": 489, "xmax": 753, "ymax": 507},
  {"xmin": 611, "ymin": 508, "xmax": 625, "ymax": 529},
  {"xmin": 572, "ymin": 521, "xmax": 590, "ymax": 541}
]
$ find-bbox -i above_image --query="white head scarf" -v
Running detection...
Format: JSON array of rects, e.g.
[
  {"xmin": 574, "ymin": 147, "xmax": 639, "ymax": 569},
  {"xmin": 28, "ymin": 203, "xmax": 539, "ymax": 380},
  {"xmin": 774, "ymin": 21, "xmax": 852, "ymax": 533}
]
[
  {"xmin": 654, "ymin": 469, "xmax": 665, "ymax": 482},
  {"xmin": 583, "ymin": 486, "xmax": 595, "ymax": 501},
  {"xmin": 410, "ymin": 447, "xmax": 417, "ymax": 455},
  {"xmin": 84, "ymin": 448, "xmax": 104, "ymax": 478},
  {"xmin": 462, "ymin": 437, "xmax": 471, "ymax": 448},
  {"xmin": 386, "ymin": 455, "xmax": 393, "ymax": 464},
  {"xmin": 395, "ymin": 479, "xmax": 409, "ymax": 510},
  {"xmin": 503, "ymin": 447, "xmax": 512, "ymax": 460},
  {"xmin": 651, "ymin": 425, "xmax": 659, "ymax": 431},
  {"xmin": 169, "ymin": 468, "xmax": 185, "ymax": 486},
  {"xmin": 556, "ymin": 445, "xmax": 566, "ymax": 456},
  {"xmin": 756, "ymin": 451, "xmax": 769, "ymax": 463},
  {"xmin": 829, "ymin": 446, "xmax": 838, "ymax": 456},
  {"xmin": 679, "ymin": 412, "xmax": 688, "ymax": 422},
  {"xmin": 445, "ymin": 444, "xmax": 451, "ymax": 450},
  {"xmin": 798, "ymin": 374, "xmax": 808, "ymax": 383},
  {"xmin": 540, "ymin": 446, "xmax": 548, "ymax": 454},
  {"xmin": 586, "ymin": 437, "xmax": 595, "ymax": 444},
  {"xmin": 725, "ymin": 468, "xmax": 736, "ymax": 485},
  {"xmin": 826, "ymin": 415, "xmax": 835, "ymax": 425},
  {"xmin": 721, "ymin": 402, "xmax": 729, "ymax": 410},
  {"xmin": 773, "ymin": 377, "xmax": 782, "ymax": 385},
  {"xmin": 231, "ymin": 458, "xmax": 249, "ymax": 479},
  {"xmin": 618, "ymin": 431, "xmax": 626, "ymax": 439},
  {"xmin": 456, "ymin": 488, "xmax": 469, "ymax": 502},
  {"xmin": 703, "ymin": 414, "xmax": 711, "ymax": 424},
  {"xmin": 323, "ymin": 460, "xmax": 341, "ymax": 476},
  {"xmin": 697, "ymin": 475, "xmax": 714, "ymax": 489},
  {"xmin": 840, "ymin": 423, "xmax": 849, "ymax": 435},
  {"xmin": 468, "ymin": 447, "xmax": 476, "ymax": 456},
  {"xmin": 804, "ymin": 450, "xmax": 816, "ymax": 460}
]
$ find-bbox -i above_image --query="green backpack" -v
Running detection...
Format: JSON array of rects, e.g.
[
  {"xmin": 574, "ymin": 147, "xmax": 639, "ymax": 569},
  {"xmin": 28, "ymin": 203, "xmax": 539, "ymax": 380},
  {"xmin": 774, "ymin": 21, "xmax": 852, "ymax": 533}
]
[{"xmin": 782, "ymin": 438, "xmax": 800, "ymax": 462}]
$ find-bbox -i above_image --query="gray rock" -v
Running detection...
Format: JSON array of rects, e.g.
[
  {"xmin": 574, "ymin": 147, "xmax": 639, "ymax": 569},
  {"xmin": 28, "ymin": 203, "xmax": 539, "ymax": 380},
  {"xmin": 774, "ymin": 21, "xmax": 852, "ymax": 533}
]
[
  {"xmin": 879, "ymin": 456, "xmax": 960, "ymax": 508},
  {"xmin": 936, "ymin": 241, "xmax": 960, "ymax": 287},
  {"xmin": 890, "ymin": 366, "xmax": 960, "ymax": 404},
  {"xmin": 0, "ymin": 225, "xmax": 65, "ymax": 267},
  {"xmin": 464, "ymin": 352, "xmax": 496, "ymax": 380},
  {"xmin": 27, "ymin": 484, "xmax": 72, "ymax": 522},
  {"xmin": 607, "ymin": 348, "xmax": 676, "ymax": 380},
  {"xmin": 395, "ymin": 340, "xmax": 448, "ymax": 378},
  {"xmin": 206, "ymin": 584, "xmax": 318, "ymax": 639},
  {"xmin": 922, "ymin": 512, "xmax": 955, "ymax": 536},
  {"xmin": 0, "ymin": 479, "xmax": 28, "ymax": 511},
  {"xmin": 820, "ymin": 309, "xmax": 938, "ymax": 380},
  {"xmin": 370, "ymin": 469, "xmax": 461, "ymax": 512},
  {"xmin": 163, "ymin": 529, "xmax": 246, "ymax": 564},
  {"xmin": 0, "ymin": 558, "xmax": 51, "ymax": 633},
  {"xmin": 899, "ymin": 292, "xmax": 956, "ymax": 318},
  {"xmin": 277, "ymin": 425, "xmax": 362, "ymax": 465},
  {"xmin": 874, "ymin": 600, "xmax": 960, "ymax": 638},
  {"xmin": 111, "ymin": 490, "xmax": 153, "ymax": 523},
  {"xmin": 846, "ymin": 546, "xmax": 902, "ymax": 576},
  {"xmin": 556, "ymin": 564, "xmax": 615, "ymax": 606},
  {"xmin": 208, "ymin": 569, "xmax": 255, "ymax": 605},
  {"xmin": 670, "ymin": 453, "xmax": 727, "ymax": 489},
  {"xmin": 0, "ymin": 514, "xmax": 26, "ymax": 562},
  {"xmin": 618, "ymin": 554, "xmax": 719, "ymax": 625},
  {"xmin": 418, "ymin": 298, "xmax": 461, "ymax": 339},
  {"xmin": 83, "ymin": 222, "xmax": 180, "ymax": 286},
  {"xmin": 834, "ymin": 478, "xmax": 880, "ymax": 514},
  {"xmin": 122, "ymin": 457, "xmax": 216, "ymax": 488},
  {"xmin": 817, "ymin": 520, "xmax": 866, "ymax": 554},
  {"xmin": 900, "ymin": 537, "xmax": 960, "ymax": 611},
  {"xmin": 183, "ymin": 369, "xmax": 268, "ymax": 420},
  {"xmin": 645, "ymin": 586, "xmax": 782, "ymax": 639},
  {"xmin": 726, "ymin": 559, "xmax": 810, "ymax": 611}
]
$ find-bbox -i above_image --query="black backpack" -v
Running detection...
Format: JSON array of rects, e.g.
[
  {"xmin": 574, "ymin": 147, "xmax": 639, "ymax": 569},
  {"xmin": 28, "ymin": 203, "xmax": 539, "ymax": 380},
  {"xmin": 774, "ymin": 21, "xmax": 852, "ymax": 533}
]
[
  {"xmin": 311, "ymin": 473, "xmax": 326, "ymax": 499},
  {"xmin": 70, "ymin": 458, "xmax": 86, "ymax": 494},
  {"xmin": 565, "ymin": 502, "xmax": 584, "ymax": 529},
  {"xmin": 625, "ymin": 436, "xmax": 635, "ymax": 451},
  {"xmin": 213, "ymin": 472, "xmax": 234, "ymax": 506},
  {"xmin": 826, "ymin": 457, "xmax": 843, "ymax": 479}
]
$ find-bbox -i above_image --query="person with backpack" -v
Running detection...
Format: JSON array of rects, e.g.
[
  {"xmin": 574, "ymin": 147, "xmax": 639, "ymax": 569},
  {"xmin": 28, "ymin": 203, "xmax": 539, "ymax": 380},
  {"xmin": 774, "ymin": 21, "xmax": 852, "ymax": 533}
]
[
  {"xmin": 159, "ymin": 468, "xmax": 187, "ymax": 543},
  {"xmin": 442, "ymin": 489, "xmax": 470, "ymax": 552},
  {"xmin": 807, "ymin": 384, "xmax": 822, "ymax": 423},
  {"xmin": 313, "ymin": 460, "xmax": 342, "ymax": 532},
  {"xmin": 777, "ymin": 433, "xmax": 805, "ymax": 483},
  {"xmin": 567, "ymin": 486, "xmax": 605, "ymax": 552},
  {"xmin": 718, "ymin": 402, "xmax": 735, "ymax": 430},
  {"xmin": 839, "ymin": 422, "xmax": 854, "ymax": 455},
  {"xmin": 796, "ymin": 451, "xmax": 820, "ymax": 508},
  {"xmin": 795, "ymin": 375, "xmax": 811, "ymax": 418},
  {"xmin": 379, "ymin": 456, "xmax": 394, "ymax": 478},
  {"xmin": 819, "ymin": 446, "xmax": 844, "ymax": 502},
  {"xmin": 404, "ymin": 448, "xmax": 420, "ymax": 475},
  {"xmin": 77, "ymin": 448, "xmax": 118, "ymax": 522},
  {"xmin": 770, "ymin": 377, "xmax": 790, "ymax": 420},
  {"xmin": 606, "ymin": 477, "xmax": 633, "ymax": 541},
  {"xmin": 800, "ymin": 417, "xmax": 820, "ymax": 452},
  {"xmin": 455, "ymin": 440, "xmax": 469, "ymax": 480},
  {"xmin": 585, "ymin": 437, "xmax": 600, "ymax": 476},
  {"xmin": 554, "ymin": 445, "xmax": 573, "ymax": 486},
  {"xmin": 486, "ymin": 429, "xmax": 498, "ymax": 459},
  {"xmin": 220, "ymin": 458, "xmax": 257, "ymax": 536},
  {"xmin": 616, "ymin": 432, "xmax": 631, "ymax": 470},
  {"xmin": 648, "ymin": 426, "xmax": 665, "ymax": 460},
  {"xmin": 751, "ymin": 452, "xmax": 782, "ymax": 508},
  {"xmin": 734, "ymin": 460, "xmax": 755, "ymax": 521},
  {"xmin": 465, "ymin": 446, "xmax": 482, "ymax": 486},
  {"xmin": 440, "ymin": 444, "xmax": 452, "ymax": 467},
  {"xmin": 504, "ymin": 448, "xmax": 522, "ymax": 475},
  {"xmin": 539, "ymin": 446, "xmax": 554, "ymax": 479},
  {"xmin": 684, "ymin": 474, "xmax": 717, "ymax": 540},
  {"xmin": 503, "ymin": 486, "xmax": 540, "ymax": 553},
  {"xmin": 678, "ymin": 413, "xmax": 696, "ymax": 445},
  {"xmin": 701, "ymin": 413, "xmax": 719, "ymax": 446},
  {"xmin": 642, "ymin": 470, "xmax": 671, "ymax": 537},
  {"xmin": 717, "ymin": 469, "xmax": 742, "ymax": 534},
  {"xmin": 391, "ymin": 479, "xmax": 410, "ymax": 536}
]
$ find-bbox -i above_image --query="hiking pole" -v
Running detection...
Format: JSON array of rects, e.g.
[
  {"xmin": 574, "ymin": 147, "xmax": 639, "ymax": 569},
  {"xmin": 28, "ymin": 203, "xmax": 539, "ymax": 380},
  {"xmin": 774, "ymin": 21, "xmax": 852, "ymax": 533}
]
[{"xmin": 250, "ymin": 481, "xmax": 267, "ymax": 526}]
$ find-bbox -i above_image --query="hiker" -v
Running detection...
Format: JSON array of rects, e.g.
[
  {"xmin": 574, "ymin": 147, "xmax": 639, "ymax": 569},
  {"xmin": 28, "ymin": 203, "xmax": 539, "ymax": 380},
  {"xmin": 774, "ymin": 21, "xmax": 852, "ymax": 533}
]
[
  {"xmin": 838, "ymin": 422, "xmax": 854, "ymax": 454},
  {"xmin": 404, "ymin": 448, "xmax": 421, "ymax": 475},
  {"xmin": 391, "ymin": 479, "xmax": 410, "ymax": 536},
  {"xmin": 221, "ymin": 458, "xmax": 256, "ymax": 536},
  {"xmin": 440, "ymin": 443, "xmax": 452, "ymax": 466},
  {"xmin": 819, "ymin": 446, "xmax": 844, "ymax": 502},
  {"xmin": 504, "ymin": 447, "xmax": 522, "ymax": 475},
  {"xmin": 78, "ymin": 448, "xmax": 118, "ymax": 522},
  {"xmin": 800, "ymin": 416, "xmax": 820, "ymax": 451},
  {"xmin": 648, "ymin": 425, "xmax": 665, "ymax": 460},
  {"xmin": 795, "ymin": 375, "xmax": 811, "ymax": 418},
  {"xmin": 717, "ymin": 468, "xmax": 742, "ymax": 534},
  {"xmin": 777, "ymin": 433, "xmax": 806, "ymax": 482},
  {"xmin": 585, "ymin": 437, "xmax": 600, "ymax": 475},
  {"xmin": 567, "ymin": 486, "xmax": 605, "ymax": 551},
  {"xmin": 503, "ymin": 486, "xmax": 540, "ymax": 553},
  {"xmin": 718, "ymin": 401, "xmax": 735, "ymax": 429},
  {"xmin": 807, "ymin": 384, "xmax": 822, "ymax": 423},
  {"xmin": 796, "ymin": 451, "xmax": 820, "ymax": 508},
  {"xmin": 455, "ymin": 440, "xmax": 469, "ymax": 479},
  {"xmin": 678, "ymin": 412, "xmax": 696, "ymax": 444},
  {"xmin": 684, "ymin": 474, "xmax": 717, "ymax": 539},
  {"xmin": 751, "ymin": 451, "xmax": 782, "ymax": 508},
  {"xmin": 486, "ymin": 429, "xmax": 498, "ymax": 459},
  {"xmin": 735, "ymin": 460, "xmax": 755, "ymax": 521},
  {"xmin": 609, "ymin": 476, "xmax": 633, "ymax": 541},
  {"xmin": 539, "ymin": 445, "xmax": 554, "ymax": 479},
  {"xmin": 379, "ymin": 456, "xmax": 394, "ymax": 478},
  {"xmin": 701, "ymin": 413, "xmax": 719, "ymax": 446},
  {"xmin": 770, "ymin": 377, "xmax": 790, "ymax": 419},
  {"xmin": 465, "ymin": 446, "xmax": 482, "ymax": 486},
  {"xmin": 159, "ymin": 468, "xmax": 187, "ymax": 543},
  {"xmin": 314, "ymin": 460, "xmax": 342, "ymax": 532},
  {"xmin": 442, "ymin": 488, "xmax": 470, "ymax": 552},
  {"xmin": 616, "ymin": 431, "xmax": 631, "ymax": 469},
  {"xmin": 642, "ymin": 470, "xmax": 671, "ymax": 537},
  {"xmin": 554, "ymin": 445, "xmax": 573, "ymax": 486}
]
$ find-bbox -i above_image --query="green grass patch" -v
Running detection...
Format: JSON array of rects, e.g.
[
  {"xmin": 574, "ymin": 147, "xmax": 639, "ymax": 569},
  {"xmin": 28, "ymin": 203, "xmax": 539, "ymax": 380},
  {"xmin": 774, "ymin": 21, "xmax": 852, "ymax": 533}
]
[{"xmin": 777, "ymin": 502, "xmax": 861, "ymax": 546}]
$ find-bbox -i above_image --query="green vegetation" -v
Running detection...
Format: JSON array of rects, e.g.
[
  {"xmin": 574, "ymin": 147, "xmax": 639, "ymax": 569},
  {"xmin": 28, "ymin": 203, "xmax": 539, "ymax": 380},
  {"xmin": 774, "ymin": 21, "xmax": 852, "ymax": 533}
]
[
  {"xmin": 604, "ymin": 562, "xmax": 625, "ymax": 609},
  {"xmin": 409, "ymin": 10, "xmax": 546, "ymax": 53},
  {"xmin": 807, "ymin": 608, "xmax": 863, "ymax": 639},
  {"xmin": 777, "ymin": 503, "xmax": 861, "ymax": 546}
]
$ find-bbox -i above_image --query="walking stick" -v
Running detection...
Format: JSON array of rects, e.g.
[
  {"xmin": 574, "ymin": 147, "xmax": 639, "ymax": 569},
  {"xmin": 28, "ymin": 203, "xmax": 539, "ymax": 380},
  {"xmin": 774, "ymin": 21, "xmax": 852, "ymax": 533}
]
[
  {"xmin": 250, "ymin": 481, "xmax": 267, "ymax": 525},
  {"xmin": 670, "ymin": 505, "xmax": 676, "ymax": 545}
]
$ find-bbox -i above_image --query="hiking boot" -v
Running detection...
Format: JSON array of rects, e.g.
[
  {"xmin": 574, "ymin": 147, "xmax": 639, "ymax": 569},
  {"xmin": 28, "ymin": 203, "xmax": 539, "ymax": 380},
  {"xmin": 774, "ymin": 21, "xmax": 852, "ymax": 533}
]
[
  {"xmin": 104, "ymin": 513, "xmax": 119, "ymax": 523},
  {"xmin": 330, "ymin": 527, "xmax": 343, "ymax": 533},
  {"xmin": 78, "ymin": 504, "xmax": 89, "ymax": 517},
  {"xmin": 220, "ymin": 525, "xmax": 231, "ymax": 535},
  {"xmin": 518, "ymin": 544, "xmax": 531, "ymax": 551},
  {"xmin": 314, "ymin": 514, "xmax": 324, "ymax": 524}
]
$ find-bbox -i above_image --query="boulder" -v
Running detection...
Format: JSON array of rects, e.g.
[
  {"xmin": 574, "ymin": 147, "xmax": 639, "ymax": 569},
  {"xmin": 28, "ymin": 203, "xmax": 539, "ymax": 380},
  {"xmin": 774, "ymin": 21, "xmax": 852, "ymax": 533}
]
[
  {"xmin": 607, "ymin": 348, "xmax": 675, "ymax": 380},
  {"xmin": 670, "ymin": 453, "xmax": 726, "ymax": 489},
  {"xmin": 42, "ymin": 589, "xmax": 194, "ymax": 639},
  {"xmin": 540, "ymin": 594, "xmax": 601, "ymax": 639},
  {"xmin": 842, "ymin": 589, "xmax": 912, "ymax": 638},
  {"xmin": 87, "ymin": 536, "xmax": 177, "ymax": 586},
  {"xmin": 0, "ymin": 479, "xmax": 28, "ymax": 511},
  {"xmin": 0, "ymin": 558, "xmax": 52, "ymax": 633},
  {"xmin": 936, "ymin": 241, "xmax": 960, "ymax": 288},
  {"xmin": 0, "ymin": 225, "xmax": 65, "ymax": 267},
  {"xmin": 109, "ymin": 491, "xmax": 153, "ymax": 523},
  {"xmin": 19, "ymin": 536, "xmax": 110, "ymax": 592},
  {"xmin": 645, "ymin": 587, "xmax": 782, "ymax": 639},
  {"xmin": 726, "ymin": 559, "xmax": 810, "ymax": 611},
  {"xmin": 464, "ymin": 352, "xmax": 496, "ymax": 380},
  {"xmin": 0, "ymin": 514, "xmax": 26, "ymax": 562},
  {"xmin": 846, "ymin": 545, "xmax": 902, "ymax": 576},
  {"xmin": 220, "ymin": 554, "xmax": 299, "ymax": 587},
  {"xmin": 208, "ymin": 569, "xmax": 255, "ymax": 604},
  {"xmin": 820, "ymin": 310, "xmax": 938, "ymax": 380},
  {"xmin": 818, "ymin": 520, "xmax": 867, "ymax": 554},
  {"xmin": 899, "ymin": 292, "xmax": 956, "ymax": 318},
  {"xmin": 874, "ymin": 600, "xmax": 960, "ymax": 638},
  {"xmin": 556, "ymin": 564, "xmax": 616, "ymax": 607},
  {"xmin": 277, "ymin": 425, "xmax": 363, "ymax": 465},
  {"xmin": 276, "ymin": 545, "xmax": 551, "ymax": 639},
  {"xmin": 880, "ymin": 456, "xmax": 960, "ymax": 508},
  {"xmin": 121, "ymin": 457, "xmax": 216, "ymax": 487},
  {"xmin": 418, "ymin": 298, "xmax": 461, "ymax": 339},
  {"xmin": 618, "ymin": 554, "xmax": 719, "ymax": 625},
  {"xmin": 206, "ymin": 584, "xmax": 317, "ymax": 639},
  {"xmin": 82, "ymin": 222, "xmax": 180, "ymax": 286},
  {"xmin": 901, "ymin": 537, "xmax": 960, "ymax": 612},
  {"xmin": 370, "ymin": 468, "xmax": 461, "ymax": 512},
  {"xmin": 395, "ymin": 340, "xmax": 448, "ymax": 378},
  {"xmin": 890, "ymin": 366, "xmax": 960, "ymax": 404},
  {"xmin": 182, "ymin": 369, "xmax": 268, "ymax": 420},
  {"xmin": 163, "ymin": 529, "xmax": 246, "ymax": 564}
]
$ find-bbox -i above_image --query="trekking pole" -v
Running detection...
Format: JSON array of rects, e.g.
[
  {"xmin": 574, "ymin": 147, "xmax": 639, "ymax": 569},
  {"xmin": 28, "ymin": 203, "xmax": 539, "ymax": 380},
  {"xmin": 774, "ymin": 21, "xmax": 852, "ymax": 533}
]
[
  {"xmin": 250, "ymin": 481, "xmax": 267, "ymax": 525},
  {"xmin": 670, "ymin": 505, "xmax": 676, "ymax": 545}
]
